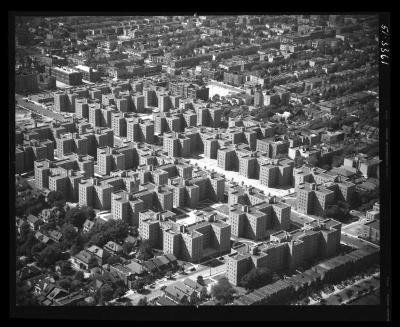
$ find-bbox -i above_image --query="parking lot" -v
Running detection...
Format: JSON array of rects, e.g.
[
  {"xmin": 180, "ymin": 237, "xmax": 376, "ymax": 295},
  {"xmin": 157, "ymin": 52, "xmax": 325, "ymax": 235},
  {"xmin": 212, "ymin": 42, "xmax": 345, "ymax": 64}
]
[
  {"xmin": 305, "ymin": 270, "xmax": 380, "ymax": 306},
  {"xmin": 342, "ymin": 218, "xmax": 369, "ymax": 238},
  {"xmin": 323, "ymin": 274, "xmax": 380, "ymax": 305}
]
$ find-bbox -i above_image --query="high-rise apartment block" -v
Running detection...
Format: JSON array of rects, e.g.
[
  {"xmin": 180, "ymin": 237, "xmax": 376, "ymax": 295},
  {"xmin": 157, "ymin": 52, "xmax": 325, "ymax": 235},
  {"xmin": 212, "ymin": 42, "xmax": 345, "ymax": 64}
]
[
  {"xmin": 229, "ymin": 197, "xmax": 291, "ymax": 241},
  {"xmin": 227, "ymin": 218, "xmax": 341, "ymax": 285}
]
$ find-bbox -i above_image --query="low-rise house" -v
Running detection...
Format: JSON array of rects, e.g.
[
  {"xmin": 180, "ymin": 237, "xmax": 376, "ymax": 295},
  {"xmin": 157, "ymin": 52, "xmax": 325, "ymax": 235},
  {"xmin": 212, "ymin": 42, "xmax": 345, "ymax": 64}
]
[
  {"xmin": 47, "ymin": 229, "xmax": 63, "ymax": 243},
  {"xmin": 53, "ymin": 292, "xmax": 87, "ymax": 306},
  {"xmin": 27, "ymin": 214, "xmax": 41, "ymax": 231},
  {"xmin": 90, "ymin": 266, "xmax": 104, "ymax": 279},
  {"xmin": 72, "ymin": 250, "xmax": 93, "ymax": 270},
  {"xmin": 149, "ymin": 257, "xmax": 166, "ymax": 272},
  {"xmin": 125, "ymin": 260, "xmax": 145, "ymax": 276},
  {"xmin": 157, "ymin": 255, "xmax": 171, "ymax": 270},
  {"xmin": 24, "ymin": 273, "xmax": 48, "ymax": 290},
  {"xmin": 33, "ymin": 276, "xmax": 56, "ymax": 296},
  {"xmin": 157, "ymin": 295, "xmax": 178, "ymax": 305},
  {"xmin": 34, "ymin": 231, "xmax": 52, "ymax": 245},
  {"xmin": 46, "ymin": 286, "xmax": 69, "ymax": 303},
  {"xmin": 109, "ymin": 263, "xmax": 133, "ymax": 286},
  {"xmin": 164, "ymin": 281, "xmax": 197, "ymax": 304},
  {"xmin": 142, "ymin": 260, "xmax": 158, "ymax": 273},
  {"xmin": 124, "ymin": 235, "xmax": 139, "ymax": 245},
  {"xmin": 361, "ymin": 219, "xmax": 380, "ymax": 244},
  {"xmin": 83, "ymin": 219, "xmax": 95, "ymax": 233},
  {"xmin": 103, "ymin": 241, "xmax": 123, "ymax": 256},
  {"xmin": 89, "ymin": 278, "xmax": 104, "ymax": 294},
  {"xmin": 183, "ymin": 278, "xmax": 208, "ymax": 300},
  {"xmin": 16, "ymin": 217, "xmax": 25, "ymax": 234},
  {"xmin": 39, "ymin": 208, "xmax": 52, "ymax": 223},
  {"xmin": 36, "ymin": 294, "xmax": 48, "ymax": 305},
  {"xmin": 17, "ymin": 265, "xmax": 42, "ymax": 282},
  {"xmin": 87, "ymin": 245, "xmax": 109, "ymax": 266}
]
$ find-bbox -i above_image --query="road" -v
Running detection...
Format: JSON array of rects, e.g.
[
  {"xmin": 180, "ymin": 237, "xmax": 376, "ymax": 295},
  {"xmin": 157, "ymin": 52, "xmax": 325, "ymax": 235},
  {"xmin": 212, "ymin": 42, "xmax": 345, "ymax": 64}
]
[
  {"xmin": 187, "ymin": 154, "xmax": 294, "ymax": 198},
  {"xmin": 309, "ymin": 272, "xmax": 380, "ymax": 305},
  {"xmin": 289, "ymin": 209, "xmax": 316, "ymax": 227},
  {"xmin": 15, "ymin": 94, "xmax": 66, "ymax": 121},
  {"xmin": 124, "ymin": 259, "xmax": 227, "ymax": 304},
  {"xmin": 207, "ymin": 80, "xmax": 243, "ymax": 98},
  {"xmin": 341, "ymin": 217, "xmax": 369, "ymax": 237},
  {"xmin": 340, "ymin": 233, "xmax": 379, "ymax": 249}
]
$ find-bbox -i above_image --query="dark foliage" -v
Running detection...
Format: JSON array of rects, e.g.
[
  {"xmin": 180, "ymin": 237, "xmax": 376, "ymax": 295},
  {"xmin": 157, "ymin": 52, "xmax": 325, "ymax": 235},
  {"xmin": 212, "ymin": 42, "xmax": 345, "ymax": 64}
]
[{"xmin": 211, "ymin": 278, "xmax": 236, "ymax": 305}]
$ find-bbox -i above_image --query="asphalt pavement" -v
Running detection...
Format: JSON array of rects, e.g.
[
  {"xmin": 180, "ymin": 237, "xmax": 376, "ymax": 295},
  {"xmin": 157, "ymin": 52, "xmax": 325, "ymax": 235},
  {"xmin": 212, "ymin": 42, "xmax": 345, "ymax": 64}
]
[{"xmin": 15, "ymin": 94, "xmax": 66, "ymax": 121}]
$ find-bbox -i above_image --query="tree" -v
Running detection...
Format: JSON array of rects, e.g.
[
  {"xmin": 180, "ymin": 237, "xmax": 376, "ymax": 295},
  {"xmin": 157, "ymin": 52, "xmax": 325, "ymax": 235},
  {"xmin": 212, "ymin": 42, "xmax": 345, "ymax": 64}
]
[
  {"xmin": 65, "ymin": 207, "xmax": 87, "ymax": 229},
  {"xmin": 58, "ymin": 279, "xmax": 71, "ymax": 290},
  {"xmin": 211, "ymin": 278, "xmax": 236, "ymax": 305},
  {"xmin": 122, "ymin": 242, "xmax": 135, "ymax": 256},
  {"xmin": 131, "ymin": 278, "xmax": 146, "ymax": 291},
  {"xmin": 86, "ymin": 219, "xmax": 129, "ymax": 247},
  {"xmin": 107, "ymin": 220, "xmax": 129, "ymax": 242},
  {"xmin": 59, "ymin": 260, "xmax": 74, "ymax": 276},
  {"xmin": 294, "ymin": 156, "xmax": 305, "ymax": 167},
  {"xmin": 17, "ymin": 232, "xmax": 38, "ymax": 257},
  {"xmin": 137, "ymin": 240, "xmax": 153, "ymax": 261},
  {"xmin": 197, "ymin": 275, "xmax": 205, "ymax": 286},
  {"xmin": 100, "ymin": 284, "xmax": 114, "ymax": 302},
  {"xmin": 51, "ymin": 207, "xmax": 66, "ymax": 223},
  {"xmin": 331, "ymin": 154, "xmax": 344, "ymax": 167},
  {"xmin": 239, "ymin": 267, "xmax": 272, "ymax": 289},
  {"xmin": 37, "ymin": 244, "xmax": 64, "ymax": 267},
  {"xmin": 47, "ymin": 191, "xmax": 66, "ymax": 207},
  {"xmin": 81, "ymin": 206, "xmax": 95, "ymax": 220},
  {"xmin": 113, "ymin": 283, "xmax": 126, "ymax": 299},
  {"xmin": 71, "ymin": 242, "xmax": 83, "ymax": 256},
  {"xmin": 106, "ymin": 255, "xmax": 122, "ymax": 266},
  {"xmin": 16, "ymin": 258, "xmax": 24, "ymax": 270},
  {"xmin": 137, "ymin": 297, "xmax": 148, "ymax": 306},
  {"xmin": 88, "ymin": 233, "xmax": 108, "ymax": 247},
  {"xmin": 323, "ymin": 205, "xmax": 342, "ymax": 219},
  {"xmin": 16, "ymin": 283, "xmax": 39, "ymax": 305},
  {"xmin": 31, "ymin": 242, "xmax": 46, "ymax": 258},
  {"xmin": 19, "ymin": 221, "xmax": 31, "ymax": 240},
  {"xmin": 74, "ymin": 270, "xmax": 85, "ymax": 282},
  {"xmin": 131, "ymin": 227, "xmax": 139, "ymax": 237},
  {"xmin": 306, "ymin": 156, "xmax": 319, "ymax": 167},
  {"xmin": 88, "ymin": 256, "xmax": 98, "ymax": 269},
  {"xmin": 61, "ymin": 223, "xmax": 78, "ymax": 244},
  {"xmin": 70, "ymin": 279, "xmax": 82, "ymax": 292}
]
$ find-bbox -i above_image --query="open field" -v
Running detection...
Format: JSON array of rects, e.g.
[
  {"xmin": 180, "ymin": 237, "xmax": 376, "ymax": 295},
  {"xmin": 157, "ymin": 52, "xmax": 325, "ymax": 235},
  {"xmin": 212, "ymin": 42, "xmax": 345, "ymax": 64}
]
[{"xmin": 187, "ymin": 154, "xmax": 294, "ymax": 198}]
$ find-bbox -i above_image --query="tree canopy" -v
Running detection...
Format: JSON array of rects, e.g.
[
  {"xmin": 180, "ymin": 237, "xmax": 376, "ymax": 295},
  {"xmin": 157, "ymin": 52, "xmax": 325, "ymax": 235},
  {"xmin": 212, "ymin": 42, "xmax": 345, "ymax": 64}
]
[
  {"xmin": 211, "ymin": 278, "xmax": 236, "ymax": 305},
  {"xmin": 17, "ymin": 232, "xmax": 38, "ymax": 257},
  {"xmin": 37, "ymin": 244, "xmax": 65, "ymax": 267},
  {"xmin": 85, "ymin": 219, "xmax": 129, "ymax": 247},
  {"xmin": 122, "ymin": 242, "xmax": 135, "ymax": 256},
  {"xmin": 65, "ymin": 206, "xmax": 94, "ymax": 229},
  {"xmin": 137, "ymin": 297, "xmax": 148, "ymax": 306},
  {"xmin": 239, "ymin": 267, "xmax": 272, "ymax": 290},
  {"xmin": 47, "ymin": 191, "xmax": 66, "ymax": 208},
  {"xmin": 197, "ymin": 275, "xmax": 205, "ymax": 286},
  {"xmin": 100, "ymin": 284, "xmax": 114, "ymax": 302},
  {"xmin": 61, "ymin": 223, "xmax": 78, "ymax": 244},
  {"xmin": 106, "ymin": 255, "xmax": 123, "ymax": 266},
  {"xmin": 137, "ymin": 239, "xmax": 154, "ymax": 261}
]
